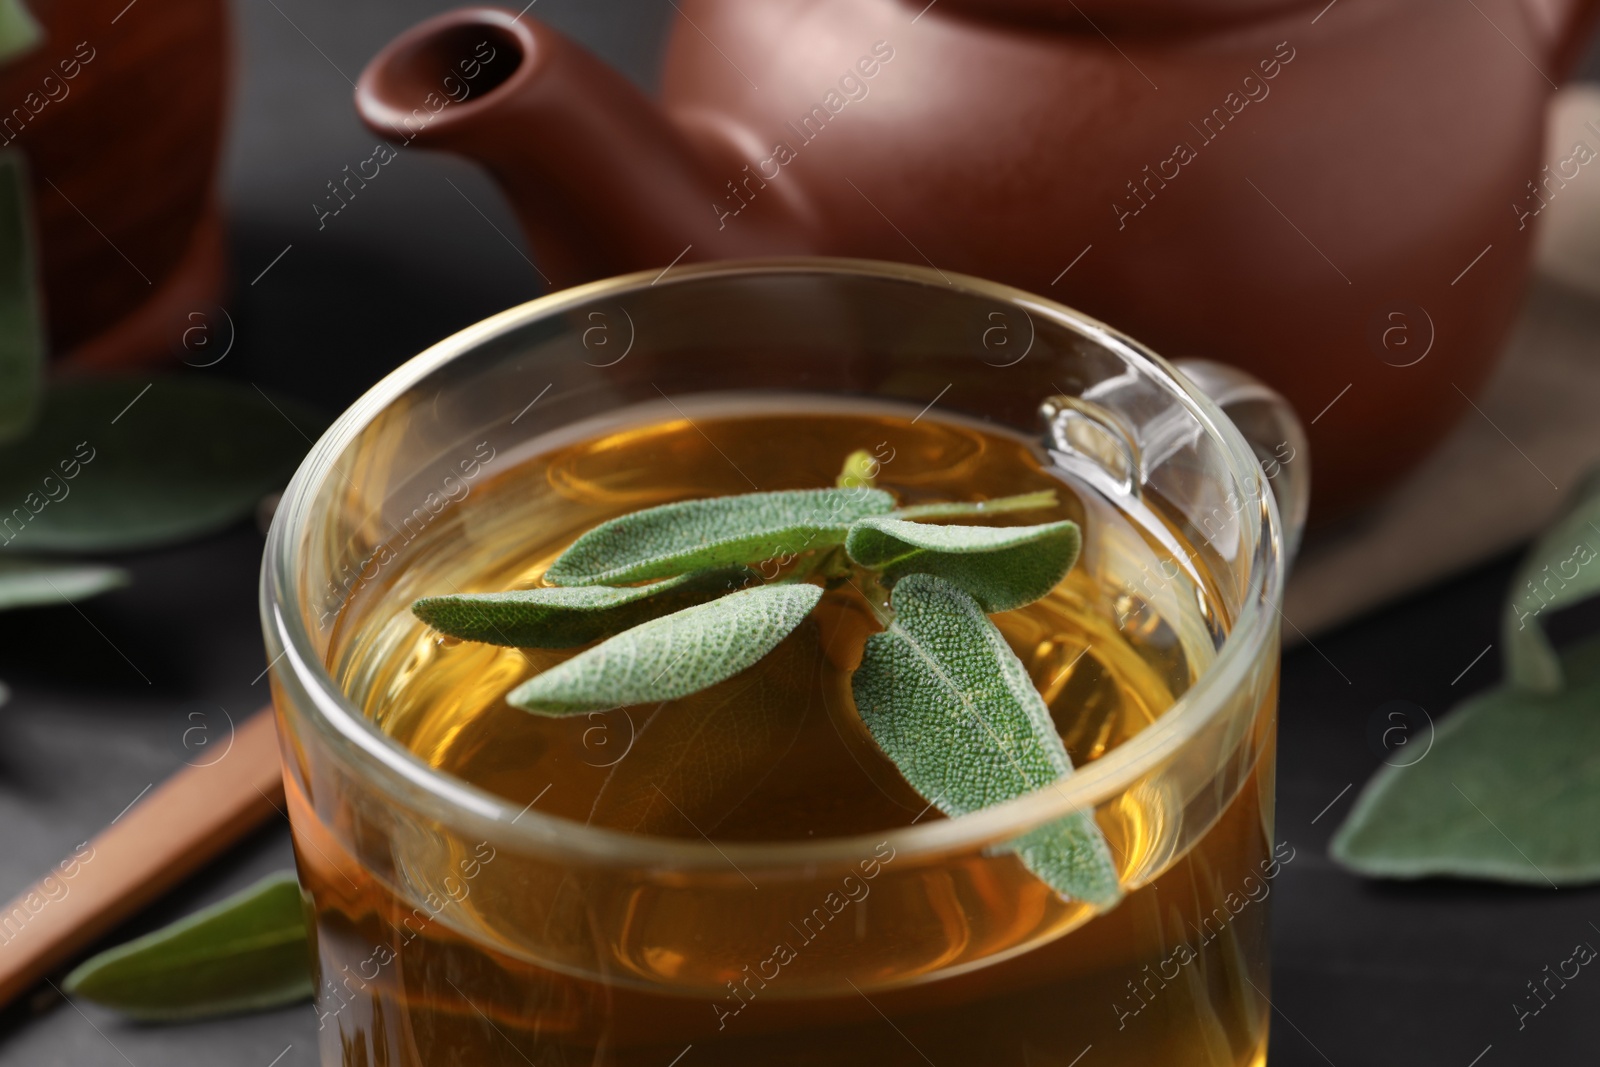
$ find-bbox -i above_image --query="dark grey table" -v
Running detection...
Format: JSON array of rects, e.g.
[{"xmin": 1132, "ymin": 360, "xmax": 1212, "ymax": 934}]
[{"xmin": 0, "ymin": 3, "xmax": 1595, "ymax": 1064}]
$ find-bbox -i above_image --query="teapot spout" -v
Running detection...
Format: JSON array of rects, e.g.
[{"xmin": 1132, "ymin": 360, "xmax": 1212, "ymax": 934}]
[{"xmin": 356, "ymin": 7, "xmax": 771, "ymax": 285}]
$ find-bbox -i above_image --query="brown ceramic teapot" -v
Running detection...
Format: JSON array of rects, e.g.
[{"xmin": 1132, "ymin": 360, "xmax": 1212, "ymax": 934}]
[
  {"xmin": 0, "ymin": 0, "xmax": 230, "ymax": 369},
  {"xmin": 356, "ymin": 0, "xmax": 1599, "ymax": 518}
]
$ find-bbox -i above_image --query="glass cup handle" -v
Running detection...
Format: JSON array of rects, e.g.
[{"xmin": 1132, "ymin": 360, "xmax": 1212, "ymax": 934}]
[{"xmin": 1173, "ymin": 359, "xmax": 1311, "ymax": 566}]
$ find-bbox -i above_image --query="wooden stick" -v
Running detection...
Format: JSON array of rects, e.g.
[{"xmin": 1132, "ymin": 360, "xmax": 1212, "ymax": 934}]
[{"xmin": 0, "ymin": 706, "xmax": 285, "ymax": 1009}]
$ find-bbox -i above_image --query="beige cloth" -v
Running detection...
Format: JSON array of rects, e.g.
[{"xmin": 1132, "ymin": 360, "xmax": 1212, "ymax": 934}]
[{"xmin": 1286, "ymin": 277, "xmax": 1600, "ymax": 637}]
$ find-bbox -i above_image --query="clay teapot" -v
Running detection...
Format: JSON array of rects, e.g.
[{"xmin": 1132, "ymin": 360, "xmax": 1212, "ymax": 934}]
[
  {"xmin": 0, "ymin": 0, "xmax": 230, "ymax": 369},
  {"xmin": 356, "ymin": 0, "xmax": 1600, "ymax": 518}
]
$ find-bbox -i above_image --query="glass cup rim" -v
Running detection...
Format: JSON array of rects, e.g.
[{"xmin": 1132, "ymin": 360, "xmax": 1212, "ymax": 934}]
[{"xmin": 262, "ymin": 255, "xmax": 1284, "ymax": 871}]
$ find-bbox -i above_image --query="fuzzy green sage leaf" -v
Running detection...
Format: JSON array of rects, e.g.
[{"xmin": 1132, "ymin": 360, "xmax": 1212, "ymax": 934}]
[
  {"xmin": 1331, "ymin": 632, "xmax": 1600, "ymax": 885},
  {"xmin": 414, "ymin": 567, "xmax": 752, "ymax": 648},
  {"xmin": 64, "ymin": 871, "xmax": 311, "ymax": 1021},
  {"xmin": 851, "ymin": 573, "xmax": 1121, "ymax": 906},
  {"xmin": 845, "ymin": 516, "xmax": 1080, "ymax": 612},
  {"xmin": 511, "ymin": 582, "xmax": 824, "ymax": 714},
  {"xmin": 544, "ymin": 488, "xmax": 894, "ymax": 586}
]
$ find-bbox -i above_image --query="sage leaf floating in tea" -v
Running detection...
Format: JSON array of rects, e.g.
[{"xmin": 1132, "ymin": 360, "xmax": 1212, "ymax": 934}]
[
  {"xmin": 415, "ymin": 456, "xmax": 1122, "ymax": 905},
  {"xmin": 414, "ymin": 566, "xmax": 755, "ymax": 648},
  {"xmin": 509, "ymin": 582, "xmax": 824, "ymax": 714},
  {"xmin": 845, "ymin": 515, "xmax": 1081, "ymax": 612},
  {"xmin": 543, "ymin": 487, "xmax": 895, "ymax": 585},
  {"xmin": 1333, "ymin": 469, "xmax": 1600, "ymax": 886},
  {"xmin": 851, "ymin": 574, "xmax": 1121, "ymax": 907},
  {"xmin": 64, "ymin": 872, "xmax": 312, "ymax": 1021}
]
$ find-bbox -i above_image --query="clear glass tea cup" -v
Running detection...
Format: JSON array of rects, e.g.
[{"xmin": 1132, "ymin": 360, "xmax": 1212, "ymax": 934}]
[{"xmin": 262, "ymin": 257, "xmax": 1308, "ymax": 1067}]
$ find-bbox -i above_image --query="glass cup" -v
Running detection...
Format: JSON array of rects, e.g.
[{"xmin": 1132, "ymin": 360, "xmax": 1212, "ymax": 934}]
[{"xmin": 262, "ymin": 257, "xmax": 1308, "ymax": 1067}]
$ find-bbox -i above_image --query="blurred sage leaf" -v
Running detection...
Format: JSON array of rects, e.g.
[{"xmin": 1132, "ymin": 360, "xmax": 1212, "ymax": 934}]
[
  {"xmin": 851, "ymin": 574, "xmax": 1121, "ymax": 906},
  {"xmin": 0, "ymin": 0, "xmax": 41, "ymax": 64},
  {"xmin": 0, "ymin": 377, "xmax": 320, "ymax": 552},
  {"xmin": 845, "ymin": 516, "xmax": 1080, "ymax": 612},
  {"xmin": 0, "ymin": 557, "xmax": 127, "ymax": 610},
  {"xmin": 1502, "ymin": 469, "xmax": 1600, "ymax": 693},
  {"xmin": 510, "ymin": 582, "xmax": 824, "ymax": 714},
  {"xmin": 544, "ymin": 487, "xmax": 894, "ymax": 586},
  {"xmin": 414, "ymin": 567, "xmax": 753, "ymax": 648},
  {"xmin": 1331, "ymin": 633, "xmax": 1600, "ymax": 885},
  {"xmin": 893, "ymin": 489, "xmax": 1058, "ymax": 520},
  {"xmin": 64, "ymin": 871, "xmax": 312, "ymax": 1021},
  {"xmin": 0, "ymin": 151, "xmax": 43, "ymax": 444}
]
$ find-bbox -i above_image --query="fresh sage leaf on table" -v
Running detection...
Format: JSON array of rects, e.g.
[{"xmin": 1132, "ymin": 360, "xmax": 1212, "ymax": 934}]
[
  {"xmin": 1333, "ymin": 470, "xmax": 1600, "ymax": 885},
  {"xmin": 65, "ymin": 871, "xmax": 312, "ymax": 1020},
  {"xmin": 0, "ymin": 557, "xmax": 127, "ymax": 611},
  {"xmin": 510, "ymin": 582, "xmax": 824, "ymax": 714},
  {"xmin": 1331, "ymin": 633, "xmax": 1600, "ymax": 885},
  {"xmin": 0, "ymin": 151, "xmax": 42, "ymax": 444},
  {"xmin": 846, "ymin": 515, "xmax": 1081, "ymax": 612},
  {"xmin": 415, "ymin": 567, "xmax": 753, "ymax": 648},
  {"xmin": 852, "ymin": 574, "xmax": 1121, "ymax": 906},
  {"xmin": 0, "ymin": 377, "xmax": 321, "ymax": 552},
  {"xmin": 543, "ymin": 487, "xmax": 894, "ymax": 585}
]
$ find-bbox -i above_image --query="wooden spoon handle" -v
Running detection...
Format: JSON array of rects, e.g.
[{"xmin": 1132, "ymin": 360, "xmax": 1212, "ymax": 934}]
[{"xmin": 0, "ymin": 706, "xmax": 285, "ymax": 1009}]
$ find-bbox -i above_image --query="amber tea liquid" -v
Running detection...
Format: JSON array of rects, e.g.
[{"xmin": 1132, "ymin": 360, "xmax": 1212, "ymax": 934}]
[{"xmin": 293, "ymin": 396, "xmax": 1277, "ymax": 1066}]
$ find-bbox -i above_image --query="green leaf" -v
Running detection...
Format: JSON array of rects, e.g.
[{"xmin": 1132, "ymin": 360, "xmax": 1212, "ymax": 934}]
[
  {"xmin": 1331, "ymin": 634, "xmax": 1600, "ymax": 885},
  {"xmin": 0, "ymin": 151, "xmax": 43, "ymax": 444},
  {"xmin": 835, "ymin": 449, "xmax": 880, "ymax": 489},
  {"xmin": 844, "ymin": 516, "xmax": 1080, "ymax": 612},
  {"xmin": 0, "ymin": 557, "xmax": 126, "ymax": 610},
  {"xmin": 0, "ymin": 377, "xmax": 320, "ymax": 552},
  {"xmin": 64, "ymin": 871, "xmax": 312, "ymax": 1021},
  {"xmin": 413, "ymin": 567, "xmax": 752, "ymax": 648},
  {"xmin": 0, "ymin": 0, "xmax": 41, "ymax": 64},
  {"xmin": 511, "ymin": 582, "xmax": 824, "ymax": 714},
  {"xmin": 1502, "ymin": 469, "xmax": 1600, "ymax": 693},
  {"xmin": 893, "ymin": 489, "xmax": 1059, "ymax": 520},
  {"xmin": 544, "ymin": 488, "xmax": 895, "ymax": 586},
  {"xmin": 851, "ymin": 574, "xmax": 1121, "ymax": 905}
]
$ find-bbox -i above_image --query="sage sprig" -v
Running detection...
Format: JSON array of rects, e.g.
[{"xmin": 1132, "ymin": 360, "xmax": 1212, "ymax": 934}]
[
  {"xmin": 543, "ymin": 487, "xmax": 895, "ymax": 585},
  {"xmin": 415, "ymin": 460, "xmax": 1121, "ymax": 906}
]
